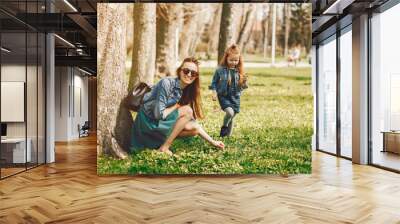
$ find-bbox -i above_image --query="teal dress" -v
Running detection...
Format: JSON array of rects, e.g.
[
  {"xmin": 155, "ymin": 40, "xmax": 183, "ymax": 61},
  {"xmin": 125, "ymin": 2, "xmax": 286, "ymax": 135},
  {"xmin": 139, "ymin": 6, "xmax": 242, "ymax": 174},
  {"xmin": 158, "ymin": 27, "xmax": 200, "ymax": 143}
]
[{"xmin": 130, "ymin": 108, "xmax": 179, "ymax": 152}]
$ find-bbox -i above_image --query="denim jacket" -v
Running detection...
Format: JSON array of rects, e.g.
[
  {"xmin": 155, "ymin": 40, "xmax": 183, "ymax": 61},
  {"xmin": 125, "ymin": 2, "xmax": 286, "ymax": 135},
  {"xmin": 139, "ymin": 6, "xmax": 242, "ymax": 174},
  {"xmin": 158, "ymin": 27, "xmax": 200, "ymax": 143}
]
[
  {"xmin": 209, "ymin": 66, "xmax": 243, "ymax": 96},
  {"xmin": 141, "ymin": 77, "xmax": 182, "ymax": 121}
]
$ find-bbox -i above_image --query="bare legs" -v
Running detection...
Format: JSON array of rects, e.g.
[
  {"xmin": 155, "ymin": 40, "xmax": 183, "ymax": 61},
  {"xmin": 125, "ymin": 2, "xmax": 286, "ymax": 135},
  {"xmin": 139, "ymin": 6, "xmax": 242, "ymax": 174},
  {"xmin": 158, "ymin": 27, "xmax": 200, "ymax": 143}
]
[
  {"xmin": 159, "ymin": 105, "xmax": 192, "ymax": 155},
  {"xmin": 159, "ymin": 105, "xmax": 224, "ymax": 155},
  {"xmin": 178, "ymin": 121, "xmax": 225, "ymax": 149}
]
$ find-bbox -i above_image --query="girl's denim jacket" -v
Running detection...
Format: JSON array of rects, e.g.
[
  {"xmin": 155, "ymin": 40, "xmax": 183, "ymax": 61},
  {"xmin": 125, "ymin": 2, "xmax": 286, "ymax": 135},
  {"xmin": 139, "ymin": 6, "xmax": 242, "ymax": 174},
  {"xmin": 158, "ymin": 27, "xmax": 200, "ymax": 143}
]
[
  {"xmin": 209, "ymin": 66, "xmax": 244, "ymax": 96},
  {"xmin": 141, "ymin": 77, "xmax": 182, "ymax": 121}
]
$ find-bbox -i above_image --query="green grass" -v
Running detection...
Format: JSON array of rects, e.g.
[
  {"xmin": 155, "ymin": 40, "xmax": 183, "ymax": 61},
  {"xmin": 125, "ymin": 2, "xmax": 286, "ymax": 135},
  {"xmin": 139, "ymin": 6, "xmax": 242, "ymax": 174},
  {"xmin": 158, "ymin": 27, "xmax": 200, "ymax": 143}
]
[{"xmin": 98, "ymin": 67, "xmax": 313, "ymax": 175}]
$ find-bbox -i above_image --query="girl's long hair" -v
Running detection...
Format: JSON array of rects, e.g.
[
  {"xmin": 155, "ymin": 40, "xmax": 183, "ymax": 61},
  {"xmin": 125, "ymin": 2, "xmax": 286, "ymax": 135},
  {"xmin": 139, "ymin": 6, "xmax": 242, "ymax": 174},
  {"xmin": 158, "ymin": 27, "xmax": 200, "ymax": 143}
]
[
  {"xmin": 177, "ymin": 57, "xmax": 204, "ymax": 119},
  {"xmin": 219, "ymin": 44, "xmax": 245, "ymax": 86}
]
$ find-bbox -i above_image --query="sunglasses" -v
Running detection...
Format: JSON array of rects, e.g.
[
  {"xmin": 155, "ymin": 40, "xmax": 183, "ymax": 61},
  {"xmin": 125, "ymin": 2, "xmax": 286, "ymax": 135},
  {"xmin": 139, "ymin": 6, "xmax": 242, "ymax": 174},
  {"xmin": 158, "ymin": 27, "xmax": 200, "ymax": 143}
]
[{"xmin": 181, "ymin": 68, "xmax": 199, "ymax": 78}]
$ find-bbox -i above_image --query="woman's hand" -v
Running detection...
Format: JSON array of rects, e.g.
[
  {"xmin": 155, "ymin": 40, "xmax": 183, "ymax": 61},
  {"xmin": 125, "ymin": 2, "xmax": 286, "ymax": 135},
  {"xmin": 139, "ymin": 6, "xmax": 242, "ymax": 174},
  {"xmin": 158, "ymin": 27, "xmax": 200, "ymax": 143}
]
[
  {"xmin": 212, "ymin": 140, "xmax": 225, "ymax": 149},
  {"xmin": 163, "ymin": 103, "xmax": 180, "ymax": 119}
]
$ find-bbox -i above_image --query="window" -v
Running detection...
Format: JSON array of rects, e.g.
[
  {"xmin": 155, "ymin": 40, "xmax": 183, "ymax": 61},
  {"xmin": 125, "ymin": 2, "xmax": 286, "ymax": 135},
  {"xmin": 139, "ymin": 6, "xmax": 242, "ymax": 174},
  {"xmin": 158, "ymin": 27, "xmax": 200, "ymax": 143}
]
[
  {"xmin": 317, "ymin": 35, "xmax": 337, "ymax": 154},
  {"xmin": 340, "ymin": 27, "xmax": 352, "ymax": 158},
  {"xmin": 370, "ymin": 3, "xmax": 400, "ymax": 171}
]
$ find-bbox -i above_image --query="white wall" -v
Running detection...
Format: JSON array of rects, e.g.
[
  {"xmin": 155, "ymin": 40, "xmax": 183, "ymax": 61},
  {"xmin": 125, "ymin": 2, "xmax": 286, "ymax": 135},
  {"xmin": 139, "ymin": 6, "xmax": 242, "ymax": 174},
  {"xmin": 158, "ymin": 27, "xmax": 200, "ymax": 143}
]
[
  {"xmin": 1, "ymin": 65, "xmax": 26, "ymax": 139},
  {"xmin": 55, "ymin": 66, "xmax": 69, "ymax": 141},
  {"xmin": 1, "ymin": 63, "xmax": 46, "ymax": 164},
  {"xmin": 55, "ymin": 67, "xmax": 89, "ymax": 141}
]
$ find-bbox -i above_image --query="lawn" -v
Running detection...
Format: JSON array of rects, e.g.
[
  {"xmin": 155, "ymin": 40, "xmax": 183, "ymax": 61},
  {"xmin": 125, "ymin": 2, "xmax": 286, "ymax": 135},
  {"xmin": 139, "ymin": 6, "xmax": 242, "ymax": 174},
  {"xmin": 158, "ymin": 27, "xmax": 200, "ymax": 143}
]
[{"xmin": 97, "ymin": 67, "xmax": 313, "ymax": 175}]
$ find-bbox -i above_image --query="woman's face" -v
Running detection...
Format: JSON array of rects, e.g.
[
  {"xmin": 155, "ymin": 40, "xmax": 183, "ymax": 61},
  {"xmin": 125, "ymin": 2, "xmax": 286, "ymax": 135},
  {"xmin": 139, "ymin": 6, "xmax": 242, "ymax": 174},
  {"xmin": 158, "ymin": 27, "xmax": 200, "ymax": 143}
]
[
  {"xmin": 227, "ymin": 54, "xmax": 240, "ymax": 68},
  {"xmin": 179, "ymin": 62, "xmax": 198, "ymax": 86}
]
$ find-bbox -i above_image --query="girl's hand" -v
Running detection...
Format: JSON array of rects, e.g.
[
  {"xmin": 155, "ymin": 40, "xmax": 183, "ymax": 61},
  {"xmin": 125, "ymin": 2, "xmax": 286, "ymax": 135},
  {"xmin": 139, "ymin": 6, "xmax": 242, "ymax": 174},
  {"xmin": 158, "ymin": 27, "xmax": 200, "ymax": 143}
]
[
  {"xmin": 212, "ymin": 140, "xmax": 225, "ymax": 149},
  {"xmin": 212, "ymin": 93, "xmax": 217, "ymax": 101},
  {"xmin": 213, "ymin": 105, "xmax": 219, "ymax": 112}
]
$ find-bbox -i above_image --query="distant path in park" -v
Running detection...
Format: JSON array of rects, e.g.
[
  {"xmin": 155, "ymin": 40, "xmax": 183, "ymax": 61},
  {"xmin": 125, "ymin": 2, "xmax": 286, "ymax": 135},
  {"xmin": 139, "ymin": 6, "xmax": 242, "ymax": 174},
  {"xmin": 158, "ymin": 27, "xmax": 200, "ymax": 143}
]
[
  {"xmin": 199, "ymin": 60, "xmax": 311, "ymax": 68},
  {"xmin": 125, "ymin": 60, "xmax": 311, "ymax": 69}
]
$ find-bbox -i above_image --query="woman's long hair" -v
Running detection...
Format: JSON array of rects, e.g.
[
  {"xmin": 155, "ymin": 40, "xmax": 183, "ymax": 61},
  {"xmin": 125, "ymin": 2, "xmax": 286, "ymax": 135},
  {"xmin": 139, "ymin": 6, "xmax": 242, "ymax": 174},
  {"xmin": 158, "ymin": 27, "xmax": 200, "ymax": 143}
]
[
  {"xmin": 177, "ymin": 57, "xmax": 204, "ymax": 119},
  {"xmin": 219, "ymin": 44, "xmax": 245, "ymax": 86}
]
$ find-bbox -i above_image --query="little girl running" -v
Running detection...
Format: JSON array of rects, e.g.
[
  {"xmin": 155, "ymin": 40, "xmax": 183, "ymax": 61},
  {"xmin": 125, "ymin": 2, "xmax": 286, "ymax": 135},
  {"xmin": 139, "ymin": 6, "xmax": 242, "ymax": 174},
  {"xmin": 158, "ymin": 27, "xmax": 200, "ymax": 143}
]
[{"xmin": 209, "ymin": 44, "xmax": 248, "ymax": 137}]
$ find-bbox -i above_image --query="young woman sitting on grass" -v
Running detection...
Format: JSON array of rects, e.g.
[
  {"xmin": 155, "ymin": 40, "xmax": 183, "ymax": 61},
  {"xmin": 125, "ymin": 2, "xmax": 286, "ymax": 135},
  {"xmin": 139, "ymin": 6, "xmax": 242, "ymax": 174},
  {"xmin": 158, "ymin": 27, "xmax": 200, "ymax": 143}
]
[{"xmin": 130, "ymin": 57, "xmax": 225, "ymax": 155}]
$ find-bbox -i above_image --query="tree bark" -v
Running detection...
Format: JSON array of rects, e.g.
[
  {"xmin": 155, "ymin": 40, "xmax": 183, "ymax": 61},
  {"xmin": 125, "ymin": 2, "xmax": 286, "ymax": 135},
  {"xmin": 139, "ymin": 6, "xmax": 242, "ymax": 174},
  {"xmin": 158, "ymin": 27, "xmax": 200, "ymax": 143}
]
[
  {"xmin": 130, "ymin": 3, "xmax": 156, "ymax": 89},
  {"xmin": 262, "ymin": 5, "xmax": 270, "ymax": 59},
  {"xmin": 236, "ymin": 4, "xmax": 256, "ymax": 52},
  {"xmin": 126, "ymin": 4, "xmax": 134, "ymax": 57},
  {"xmin": 206, "ymin": 4, "xmax": 222, "ymax": 58},
  {"xmin": 126, "ymin": 4, "xmax": 156, "ymax": 156},
  {"xmin": 156, "ymin": 3, "xmax": 182, "ymax": 77},
  {"xmin": 97, "ymin": 3, "xmax": 129, "ymax": 158},
  {"xmin": 218, "ymin": 3, "xmax": 237, "ymax": 63},
  {"xmin": 188, "ymin": 10, "xmax": 208, "ymax": 56},
  {"xmin": 284, "ymin": 4, "xmax": 291, "ymax": 58},
  {"xmin": 271, "ymin": 4, "xmax": 277, "ymax": 66},
  {"xmin": 179, "ymin": 3, "xmax": 207, "ymax": 59}
]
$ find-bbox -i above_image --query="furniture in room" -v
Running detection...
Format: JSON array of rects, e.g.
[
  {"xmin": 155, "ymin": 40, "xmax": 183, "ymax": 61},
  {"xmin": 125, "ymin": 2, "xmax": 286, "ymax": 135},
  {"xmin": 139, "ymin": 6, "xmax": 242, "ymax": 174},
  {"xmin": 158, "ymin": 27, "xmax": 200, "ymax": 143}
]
[
  {"xmin": 0, "ymin": 138, "xmax": 32, "ymax": 165},
  {"xmin": 381, "ymin": 131, "xmax": 400, "ymax": 154},
  {"xmin": 78, "ymin": 121, "xmax": 90, "ymax": 138}
]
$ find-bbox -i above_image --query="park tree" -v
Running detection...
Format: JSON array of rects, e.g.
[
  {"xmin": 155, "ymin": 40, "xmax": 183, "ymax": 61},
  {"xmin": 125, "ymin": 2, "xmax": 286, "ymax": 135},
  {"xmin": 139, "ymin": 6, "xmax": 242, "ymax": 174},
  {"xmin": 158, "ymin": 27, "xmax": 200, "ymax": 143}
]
[
  {"xmin": 271, "ymin": 4, "xmax": 277, "ymax": 65},
  {"xmin": 290, "ymin": 3, "xmax": 312, "ymax": 54},
  {"xmin": 126, "ymin": 4, "xmax": 134, "ymax": 57},
  {"xmin": 206, "ymin": 4, "xmax": 222, "ymax": 58},
  {"xmin": 179, "ymin": 3, "xmax": 210, "ymax": 59},
  {"xmin": 97, "ymin": 3, "xmax": 130, "ymax": 158},
  {"xmin": 156, "ymin": 3, "xmax": 183, "ymax": 77},
  {"xmin": 130, "ymin": 3, "xmax": 157, "ymax": 88},
  {"xmin": 218, "ymin": 3, "xmax": 237, "ymax": 63},
  {"xmin": 236, "ymin": 4, "xmax": 256, "ymax": 52},
  {"xmin": 98, "ymin": 3, "xmax": 156, "ymax": 159},
  {"xmin": 262, "ymin": 4, "xmax": 270, "ymax": 59},
  {"xmin": 283, "ymin": 3, "xmax": 291, "ymax": 57}
]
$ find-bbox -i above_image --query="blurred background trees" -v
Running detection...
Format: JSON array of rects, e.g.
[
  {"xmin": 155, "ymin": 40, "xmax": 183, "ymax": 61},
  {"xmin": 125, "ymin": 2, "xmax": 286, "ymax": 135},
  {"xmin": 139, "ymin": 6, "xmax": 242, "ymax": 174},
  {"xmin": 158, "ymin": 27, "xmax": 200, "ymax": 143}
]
[{"xmin": 125, "ymin": 3, "xmax": 312, "ymax": 78}]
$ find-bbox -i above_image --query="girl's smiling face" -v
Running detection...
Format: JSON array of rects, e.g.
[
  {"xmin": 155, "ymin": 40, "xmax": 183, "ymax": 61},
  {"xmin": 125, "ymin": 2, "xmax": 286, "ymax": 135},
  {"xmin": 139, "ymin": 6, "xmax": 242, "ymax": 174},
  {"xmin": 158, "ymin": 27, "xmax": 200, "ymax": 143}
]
[{"xmin": 227, "ymin": 54, "xmax": 240, "ymax": 68}]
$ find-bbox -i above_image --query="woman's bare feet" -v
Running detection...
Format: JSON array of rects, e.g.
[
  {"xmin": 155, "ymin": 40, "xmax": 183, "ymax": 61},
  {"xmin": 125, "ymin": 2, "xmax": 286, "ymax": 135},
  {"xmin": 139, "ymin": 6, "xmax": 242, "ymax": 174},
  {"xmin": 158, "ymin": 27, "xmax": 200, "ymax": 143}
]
[
  {"xmin": 159, "ymin": 146, "xmax": 173, "ymax": 155},
  {"xmin": 212, "ymin": 140, "xmax": 225, "ymax": 149}
]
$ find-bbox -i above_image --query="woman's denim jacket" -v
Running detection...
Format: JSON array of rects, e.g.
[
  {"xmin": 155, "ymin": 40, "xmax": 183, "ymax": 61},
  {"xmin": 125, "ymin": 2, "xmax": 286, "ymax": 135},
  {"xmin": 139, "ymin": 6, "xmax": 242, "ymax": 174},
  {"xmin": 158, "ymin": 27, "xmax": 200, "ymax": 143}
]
[
  {"xmin": 141, "ymin": 77, "xmax": 182, "ymax": 121},
  {"xmin": 209, "ymin": 66, "xmax": 243, "ymax": 96}
]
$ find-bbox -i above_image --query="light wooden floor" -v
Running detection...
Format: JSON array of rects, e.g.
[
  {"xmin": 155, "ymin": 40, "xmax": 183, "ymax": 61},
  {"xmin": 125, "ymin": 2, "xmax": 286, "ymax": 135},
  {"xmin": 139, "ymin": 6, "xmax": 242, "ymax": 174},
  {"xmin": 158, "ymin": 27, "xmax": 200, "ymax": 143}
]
[
  {"xmin": 373, "ymin": 151, "xmax": 400, "ymax": 171},
  {"xmin": 1, "ymin": 135, "xmax": 400, "ymax": 224}
]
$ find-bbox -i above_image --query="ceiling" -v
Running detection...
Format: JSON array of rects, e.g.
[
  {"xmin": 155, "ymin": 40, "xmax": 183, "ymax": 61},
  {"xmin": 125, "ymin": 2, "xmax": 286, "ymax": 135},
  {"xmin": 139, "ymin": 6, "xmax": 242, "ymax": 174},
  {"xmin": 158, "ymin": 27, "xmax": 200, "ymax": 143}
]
[
  {"xmin": 312, "ymin": 0, "xmax": 390, "ymax": 44},
  {"xmin": 0, "ymin": 0, "xmax": 99, "ymax": 75}
]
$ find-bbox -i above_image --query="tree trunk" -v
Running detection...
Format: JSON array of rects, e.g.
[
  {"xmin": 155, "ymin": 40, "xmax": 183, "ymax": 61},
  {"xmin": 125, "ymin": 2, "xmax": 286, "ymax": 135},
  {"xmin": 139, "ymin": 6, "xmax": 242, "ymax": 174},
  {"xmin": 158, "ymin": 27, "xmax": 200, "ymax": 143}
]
[
  {"xmin": 206, "ymin": 4, "xmax": 222, "ymax": 58},
  {"xmin": 126, "ymin": 4, "xmax": 134, "ymax": 57},
  {"xmin": 179, "ymin": 4, "xmax": 196, "ymax": 59},
  {"xmin": 284, "ymin": 4, "xmax": 291, "ymax": 58},
  {"xmin": 243, "ymin": 20, "xmax": 255, "ymax": 52},
  {"xmin": 188, "ymin": 11, "xmax": 208, "ymax": 56},
  {"xmin": 130, "ymin": 3, "xmax": 156, "ymax": 89},
  {"xmin": 179, "ymin": 3, "xmax": 208, "ymax": 59},
  {"xmin": 236, "ymin": 4, "xmax": 256, "ymax": 52},
  {"xmin": 271, "ymin": 4, "xmax": 277, "ymax": 66},
  {"xmin": 97, "ymin": 3, "xmax": 129, "ymax": 158},
  {"xmin": 218, "ymin": 3, "xmax": 236, "ymax": 63},
  {"xmin": 262, "ymin": 5, "xmax": 270, "ymax": 59},
  {"xmin": 156, "ymin": 3, "xmax": 182, "ymax": 77}
]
